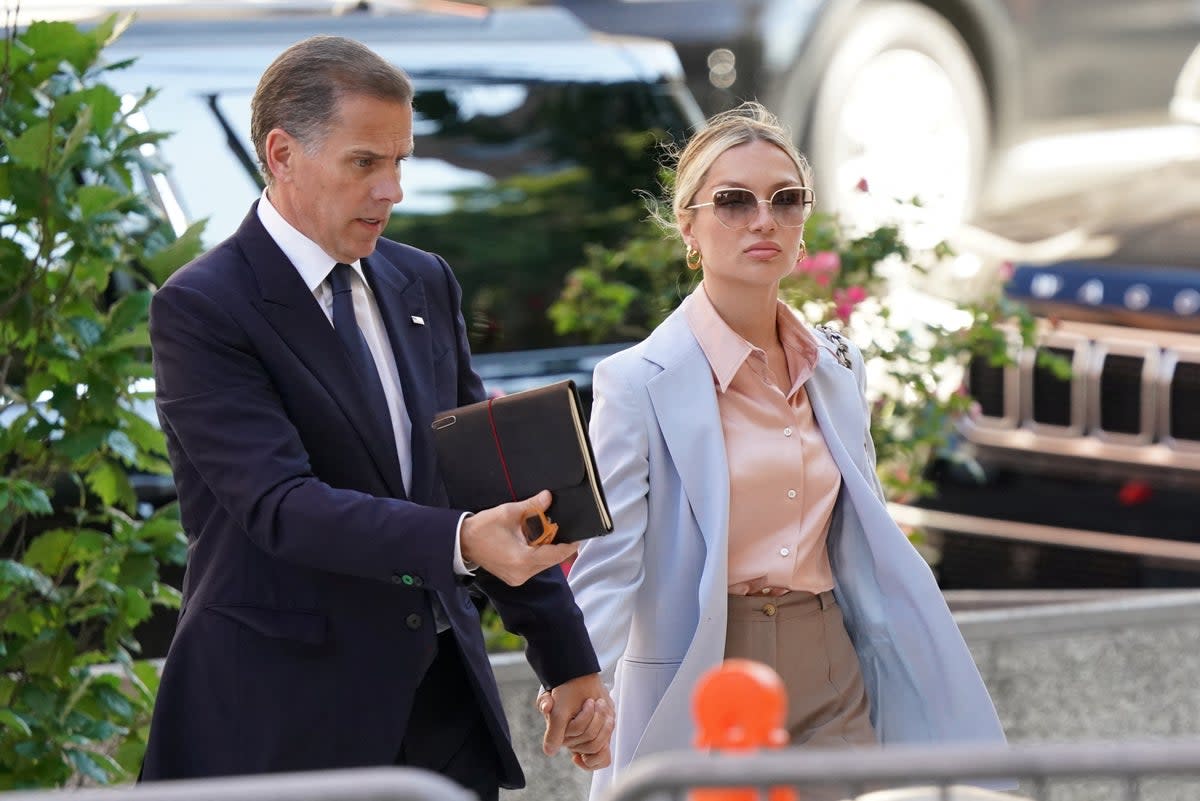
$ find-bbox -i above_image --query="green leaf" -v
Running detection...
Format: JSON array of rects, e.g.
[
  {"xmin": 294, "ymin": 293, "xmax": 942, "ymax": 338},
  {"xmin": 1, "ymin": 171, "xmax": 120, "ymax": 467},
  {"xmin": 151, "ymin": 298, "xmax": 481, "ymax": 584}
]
[
  {"xmin": 120, "ymin": 586, "xmax": 152, "ymax": 625},
  {"xmin": 132, "ymin": 660, "xmax": 162, "ymax": 698},
  {"xmin": 106, "ymin": 328, "xmax": 151, "ymax": 351},
  {"xmin": 105, "ymin": 290, "xmax": 151, "ymax": 338},
  {"xmin": 0, "ymin": 560, "xmax": 56, "ymax": 598},
  {"xmin": 85, "ymin": 461, "xmax": 136, "ymax": 510},
  {"xmin": 0, "ymin": 479, "xmax": 54, "ymax": 517},
  {"xmin": 117, "ymin": 554, "xmax": 156, "ymax": 592},
  {"xmin": 58, "ymin": 105, "xmax": 94, "ymax": 172},
  {"xmin": 93, "ymin": 683, "xmax": 134, "ymax": 720},
  {"xmin": 20, "ymin": 21, "xmax": 100, "ymax": 74},
  {"xmin": 142, "ymin": 220, "xmax": 207, "ymax": 285},
  {"xmin": 6, "ymin": 121, "xmax": 53, "ymax": 169},
  {"xmin": 67, "ymin": 316, "xmax": 105, "ymax": 348},
  {"xmin": 67, "ymin": 748, "xmax": 117, "ymax": 784},
  {"xmin": 23, "ymin": 529, "xmax": 108, "ymax": 574},
  {"xmin": 105, "ymin": 430, "xmax": 139, "ymax": 465},
  {"xmin": 113, "ymin": 728, "xmax": 149, "ymax": 776},
  {"xmin": 56, "ymin": 424, "xmax": 110, "ymax": 461},
  {"xmin": 75, "ymin": 184, "xmax": 127, "ymax": 220},
  {"xmin": 0, "ymin": 709, "xmax": 30, "ymax": 738},
  {"xmin": 92, "ymin": 13, "xmax": 133, "ymax": 50},
  {"xmin": 22, "ymin": 630, "xmax": 77, "ymax": 677}
]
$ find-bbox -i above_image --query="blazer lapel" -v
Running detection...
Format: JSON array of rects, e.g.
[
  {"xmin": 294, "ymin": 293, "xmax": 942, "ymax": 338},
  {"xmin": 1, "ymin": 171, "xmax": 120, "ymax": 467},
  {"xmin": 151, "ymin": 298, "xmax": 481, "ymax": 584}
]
[
  {"xmin": 362, "ymin": 254, "xmax": 438, "ymax": 505},
  {"xmin": 643, "ymin": 310, "xmax": 729, "ymax": 556},
  {"xmin": 237, "ymin": 208, "xmax": 408, "ymax": 499},
  {"xmin": 806, "ymin": 351, "xmax": 871, "ymax": 478}
]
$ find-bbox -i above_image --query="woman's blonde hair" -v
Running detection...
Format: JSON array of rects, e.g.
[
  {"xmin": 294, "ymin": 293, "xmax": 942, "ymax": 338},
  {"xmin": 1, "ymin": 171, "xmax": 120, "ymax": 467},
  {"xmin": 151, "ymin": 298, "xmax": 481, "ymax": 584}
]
[{"xmin": 657, "ymin": 102, "xmax": 812, "ymax": 233}]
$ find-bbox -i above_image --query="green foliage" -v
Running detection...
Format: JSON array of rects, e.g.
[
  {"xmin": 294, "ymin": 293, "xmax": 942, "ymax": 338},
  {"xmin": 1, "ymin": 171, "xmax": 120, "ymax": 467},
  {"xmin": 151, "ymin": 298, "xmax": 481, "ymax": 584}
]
[
  {"xmin": 384, "ymin": 85, "xmax": 683, "ymax": 352},
  {"xmin": 480, "ymin": 605, "xmax": 524, "ymax": 653},
  {"xmin": 0, "ymin": 15, "xmax": 202, "ymax": 787},
  {"xmin": 548, "ymin": 186, "xmax": 1069, "ymax": 505}
]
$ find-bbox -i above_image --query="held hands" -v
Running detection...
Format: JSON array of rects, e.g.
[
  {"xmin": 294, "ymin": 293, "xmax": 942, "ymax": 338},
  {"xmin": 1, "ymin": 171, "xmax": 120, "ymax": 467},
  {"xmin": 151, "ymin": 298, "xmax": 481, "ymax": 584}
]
[
  {"xmin": 537, "ymin": 674, "xmax": 614, "ymax": 771},
  {"xmin": 460, "ymin": 490, "xmax": 578, "ymax": 586}
]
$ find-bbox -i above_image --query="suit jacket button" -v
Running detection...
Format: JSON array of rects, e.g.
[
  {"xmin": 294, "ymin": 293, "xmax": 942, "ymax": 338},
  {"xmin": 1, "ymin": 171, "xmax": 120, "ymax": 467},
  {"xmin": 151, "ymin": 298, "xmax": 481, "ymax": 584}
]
[{"xmin": 406, "ymin": 613, "xmax": 422, "ymax": 630}]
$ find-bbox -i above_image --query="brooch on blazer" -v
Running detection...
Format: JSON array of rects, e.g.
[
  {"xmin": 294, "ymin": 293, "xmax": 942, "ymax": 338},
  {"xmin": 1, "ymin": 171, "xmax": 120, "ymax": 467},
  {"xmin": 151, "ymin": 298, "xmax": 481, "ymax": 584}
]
[{"xmin": 815, "ymin": 324, "xmax": 854, "ymax": 370}]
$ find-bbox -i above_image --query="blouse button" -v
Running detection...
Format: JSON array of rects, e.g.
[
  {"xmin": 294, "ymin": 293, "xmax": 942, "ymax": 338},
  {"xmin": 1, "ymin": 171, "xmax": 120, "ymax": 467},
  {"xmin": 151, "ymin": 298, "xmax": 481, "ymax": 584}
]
[
  {"xmin": 780, "ymin": 547, "xmax": 790, "ymax": 557},
  {"xmin": 784, "ymin": 427, "xmax": 793, "ymax": 437},
  {"xmin": 787, "ymin": 489, "xmax": 797, "ymax": 499}
]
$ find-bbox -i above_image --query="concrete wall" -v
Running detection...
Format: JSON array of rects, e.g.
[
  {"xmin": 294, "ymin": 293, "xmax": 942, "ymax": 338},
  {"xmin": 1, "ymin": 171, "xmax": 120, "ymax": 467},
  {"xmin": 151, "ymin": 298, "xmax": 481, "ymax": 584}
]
[{"xmin": 494, "ymin": 590, "xmax": 1200, "ymax": 801}]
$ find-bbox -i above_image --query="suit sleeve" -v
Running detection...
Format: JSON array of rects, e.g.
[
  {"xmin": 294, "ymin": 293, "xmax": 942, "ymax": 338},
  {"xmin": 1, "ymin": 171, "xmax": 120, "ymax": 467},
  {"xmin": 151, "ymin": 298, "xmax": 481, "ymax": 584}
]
[
  {"xmin": 150, "ymin": 281, "xmax": 462, "ymax": 592},
  {"xmin": 432, "ymin": 254, "xmax": 600, "ymax": 687},
  {"xmin": 562, "ymin": 357, "xmax": 650, "ymax": 688}
]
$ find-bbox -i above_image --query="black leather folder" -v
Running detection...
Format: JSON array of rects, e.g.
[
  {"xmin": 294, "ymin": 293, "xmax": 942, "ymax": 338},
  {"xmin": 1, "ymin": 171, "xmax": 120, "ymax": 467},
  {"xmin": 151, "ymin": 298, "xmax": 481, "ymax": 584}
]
[{"xmin": 431, "ymin": 380, "xmax": 613, "ymax": 543}]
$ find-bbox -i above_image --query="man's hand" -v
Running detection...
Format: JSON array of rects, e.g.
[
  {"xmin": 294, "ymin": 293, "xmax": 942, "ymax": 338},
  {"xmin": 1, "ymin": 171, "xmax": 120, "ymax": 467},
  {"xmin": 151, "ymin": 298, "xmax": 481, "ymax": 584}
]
[
  {"xmin": 460, "ymin": 490, "xmax": 577, "ymax": 586},
  {"xmin": 538, "ymin": 673, "xmax": 614, "ymax": 771}
]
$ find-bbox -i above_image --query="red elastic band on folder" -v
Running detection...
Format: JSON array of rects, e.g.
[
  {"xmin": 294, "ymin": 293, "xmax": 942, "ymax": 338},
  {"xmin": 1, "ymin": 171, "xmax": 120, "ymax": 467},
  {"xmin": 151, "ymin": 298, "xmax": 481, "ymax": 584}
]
[{"xmin": 486, "ymin": 398, "xmax": 518, "ymax": 501}]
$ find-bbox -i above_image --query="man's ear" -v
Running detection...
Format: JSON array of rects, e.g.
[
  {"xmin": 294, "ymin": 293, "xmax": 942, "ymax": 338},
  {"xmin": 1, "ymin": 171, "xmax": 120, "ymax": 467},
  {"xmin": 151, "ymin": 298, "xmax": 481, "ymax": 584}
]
[{"xmin": 263, "ymin": 128, "xmax": 297, "ymax": 183}]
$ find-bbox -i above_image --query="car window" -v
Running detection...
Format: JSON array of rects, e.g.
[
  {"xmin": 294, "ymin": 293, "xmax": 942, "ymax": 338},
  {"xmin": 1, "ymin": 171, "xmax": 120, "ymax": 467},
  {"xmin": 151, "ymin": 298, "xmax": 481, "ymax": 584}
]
[{"xmin": 174, "ymin": 76, "xmax": 691, "ymax": 352}]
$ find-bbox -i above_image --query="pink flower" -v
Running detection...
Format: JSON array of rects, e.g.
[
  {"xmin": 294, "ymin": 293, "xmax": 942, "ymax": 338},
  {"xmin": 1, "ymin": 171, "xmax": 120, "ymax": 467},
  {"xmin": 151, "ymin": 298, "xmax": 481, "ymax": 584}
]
[
  {"xmin": 855, "ymin": 177, "xmax": 870, "ymax": 193},
  {"xmin": 833, "ymin": 285, "xmax": 868, "ymax": 322},
  {"xmin": 998, "ymin": 261, "xmax": 1015, "ymax": 282},
  {"xmin": 793, "ymin": 250, "xmax": 841, "ymax": 286}
]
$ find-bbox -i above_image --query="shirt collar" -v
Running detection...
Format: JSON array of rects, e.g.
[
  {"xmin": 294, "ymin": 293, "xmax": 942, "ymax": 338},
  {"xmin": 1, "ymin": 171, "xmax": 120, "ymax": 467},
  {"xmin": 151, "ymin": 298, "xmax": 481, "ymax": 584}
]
[
  {"xmin": 684, "ymin": 284, "xmax": 751, "ymax": 393},
  {"xmin": 684, "ymin": 282, "xmax": 821, "ymax": 393},
  {"xmin": 257, "ymin": 189, "xmax": 364, "ymax": 291}
]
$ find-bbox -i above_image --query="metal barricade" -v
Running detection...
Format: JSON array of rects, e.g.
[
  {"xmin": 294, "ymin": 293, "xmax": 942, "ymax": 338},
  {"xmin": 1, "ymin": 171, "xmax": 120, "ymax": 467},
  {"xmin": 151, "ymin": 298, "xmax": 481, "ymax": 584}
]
[
  {"xmin": 0, "ymin": 767, "xmax": 476, "ymax": 801},
  {"xmin": 602, "ymin": 739, "xmax": 1200, "ymax": 801}
]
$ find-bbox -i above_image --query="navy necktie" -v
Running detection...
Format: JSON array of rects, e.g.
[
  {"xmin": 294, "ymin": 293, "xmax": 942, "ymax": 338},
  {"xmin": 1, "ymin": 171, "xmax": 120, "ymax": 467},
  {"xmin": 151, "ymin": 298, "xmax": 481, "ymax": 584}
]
[{"xmin": 328, "ymin": 263, "xmax": 395, "ymax": 451}]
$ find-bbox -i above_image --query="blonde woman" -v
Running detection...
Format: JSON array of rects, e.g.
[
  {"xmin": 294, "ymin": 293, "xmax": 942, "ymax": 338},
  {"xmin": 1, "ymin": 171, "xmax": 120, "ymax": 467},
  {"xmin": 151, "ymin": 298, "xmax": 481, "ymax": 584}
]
[{"xmin": 557, "ymin": 102, "xmax": 1005, "ymax": 798}]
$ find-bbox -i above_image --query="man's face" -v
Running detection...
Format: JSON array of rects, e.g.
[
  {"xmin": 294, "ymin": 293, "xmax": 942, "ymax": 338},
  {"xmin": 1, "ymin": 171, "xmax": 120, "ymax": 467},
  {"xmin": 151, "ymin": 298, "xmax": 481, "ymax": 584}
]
[{"xmin": 267, "ymin": 93, "xmax": 414, "ymax": 263}]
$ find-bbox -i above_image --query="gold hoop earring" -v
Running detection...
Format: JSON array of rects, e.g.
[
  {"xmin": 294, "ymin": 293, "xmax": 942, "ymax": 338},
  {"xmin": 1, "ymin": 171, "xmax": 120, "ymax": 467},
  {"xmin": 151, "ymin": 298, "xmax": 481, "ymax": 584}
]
[{"xmin": 686, "ymin": 246, "xmax": 703, "ymax": 271}]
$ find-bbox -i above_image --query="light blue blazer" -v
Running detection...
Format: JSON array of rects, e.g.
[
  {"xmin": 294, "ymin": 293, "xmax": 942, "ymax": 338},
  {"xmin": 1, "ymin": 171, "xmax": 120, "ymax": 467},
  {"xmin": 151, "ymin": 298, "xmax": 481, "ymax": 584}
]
[{"xmin": 568, "ymin": 301, "xmax": 1006, "ymax": 800}]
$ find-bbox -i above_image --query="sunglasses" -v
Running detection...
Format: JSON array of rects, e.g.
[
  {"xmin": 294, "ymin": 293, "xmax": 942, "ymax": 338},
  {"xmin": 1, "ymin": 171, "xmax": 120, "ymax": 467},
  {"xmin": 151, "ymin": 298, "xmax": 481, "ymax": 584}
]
[{"xmin": 687, "ymin": 186, "xmax": 815, "ymax": 229}]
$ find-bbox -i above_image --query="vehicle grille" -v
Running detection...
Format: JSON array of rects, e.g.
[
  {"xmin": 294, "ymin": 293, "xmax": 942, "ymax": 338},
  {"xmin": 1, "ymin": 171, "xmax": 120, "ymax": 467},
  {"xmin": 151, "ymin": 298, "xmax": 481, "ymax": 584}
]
[{"xmin": 962, "ymin": 322, "xmax": 1200, "ymax": 473}]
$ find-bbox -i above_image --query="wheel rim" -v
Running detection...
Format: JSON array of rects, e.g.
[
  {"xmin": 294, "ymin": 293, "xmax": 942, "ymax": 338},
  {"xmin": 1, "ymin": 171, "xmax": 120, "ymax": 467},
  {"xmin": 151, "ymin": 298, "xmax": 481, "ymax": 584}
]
[{"xmin": 828, "ymin": 48, "xmax": 976, "ymax": 230}]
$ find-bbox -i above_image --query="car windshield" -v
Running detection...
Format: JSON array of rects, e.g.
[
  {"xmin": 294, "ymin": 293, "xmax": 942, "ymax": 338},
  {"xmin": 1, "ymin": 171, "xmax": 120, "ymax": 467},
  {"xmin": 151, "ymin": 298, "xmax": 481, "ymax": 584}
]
[{"xmin": 188, "ymin": 75, "xmax": 691, "ymax": 352}]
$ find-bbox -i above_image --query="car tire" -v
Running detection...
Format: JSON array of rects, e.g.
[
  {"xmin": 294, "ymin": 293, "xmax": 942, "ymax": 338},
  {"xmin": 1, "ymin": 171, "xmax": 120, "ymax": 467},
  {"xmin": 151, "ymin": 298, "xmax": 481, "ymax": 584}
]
[{"xmin": 801, "ymin": 0, "xmax": 990, "ymax": 227}]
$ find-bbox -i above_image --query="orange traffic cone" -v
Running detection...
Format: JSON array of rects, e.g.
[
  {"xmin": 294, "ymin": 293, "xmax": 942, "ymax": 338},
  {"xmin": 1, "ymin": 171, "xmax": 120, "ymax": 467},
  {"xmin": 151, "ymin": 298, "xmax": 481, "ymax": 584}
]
[{"xmin": 691, "ymin": 658, "xmax": 798, "ymax": 801}]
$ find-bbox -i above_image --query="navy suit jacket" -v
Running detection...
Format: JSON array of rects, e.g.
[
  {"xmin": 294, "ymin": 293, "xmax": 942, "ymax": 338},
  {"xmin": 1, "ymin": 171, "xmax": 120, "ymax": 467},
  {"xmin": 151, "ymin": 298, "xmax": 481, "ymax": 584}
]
[{"xmin": 141, "ymin": 204, "xmax": 598, "ymax": 784}]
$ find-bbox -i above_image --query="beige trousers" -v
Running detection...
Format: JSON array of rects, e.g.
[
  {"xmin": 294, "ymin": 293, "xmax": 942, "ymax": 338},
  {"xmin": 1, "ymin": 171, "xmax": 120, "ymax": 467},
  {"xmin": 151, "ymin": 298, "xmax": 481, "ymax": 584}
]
[{"xmin": 725, "ymin": 590, "xmax": 877, "ymax": 748}]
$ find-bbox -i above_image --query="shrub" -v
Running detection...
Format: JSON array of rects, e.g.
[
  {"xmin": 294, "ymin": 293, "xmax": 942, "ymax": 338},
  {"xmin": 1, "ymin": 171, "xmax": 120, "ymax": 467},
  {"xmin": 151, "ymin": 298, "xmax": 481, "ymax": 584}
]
[{"xmin": 0, "ymin": 15, "xmax": 203, "ymax": 787}]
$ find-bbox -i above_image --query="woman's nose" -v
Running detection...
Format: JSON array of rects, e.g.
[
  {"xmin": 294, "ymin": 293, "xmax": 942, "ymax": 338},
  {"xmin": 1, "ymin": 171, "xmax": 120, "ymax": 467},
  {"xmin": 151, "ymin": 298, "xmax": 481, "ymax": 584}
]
[{"xmin": 748, "ymin": 199, "xmax": 776, "ymax": 230}]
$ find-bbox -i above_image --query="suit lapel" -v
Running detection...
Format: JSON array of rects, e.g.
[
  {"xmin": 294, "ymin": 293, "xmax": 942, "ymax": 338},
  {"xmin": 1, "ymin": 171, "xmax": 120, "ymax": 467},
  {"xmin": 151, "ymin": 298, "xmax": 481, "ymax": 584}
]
[
  {"xmin": 644, "ymin": 310, "xmax": 729, "ymax": 556},
  {"xmin": 237, "ymin": 207, "xmax": 408, "ymax": 499},
  {"xmin": 807, "ymin": 351, "xmax": 872, "ymax": 483},
  {"xmin": 362, "ymin": 254, "xmax": 438, "ymax": 505}
]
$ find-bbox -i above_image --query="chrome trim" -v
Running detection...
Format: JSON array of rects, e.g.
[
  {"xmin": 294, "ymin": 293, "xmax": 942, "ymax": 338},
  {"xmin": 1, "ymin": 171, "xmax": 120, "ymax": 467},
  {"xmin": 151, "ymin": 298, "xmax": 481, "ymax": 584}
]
[
  {"xmin": 1160, "ymin": 348, "xmax": 1200, "ymax": 453},
  {"xmin": 970, "ymin": 329, "xmax": 1022, "ymax": 430},
  {"xmin": 1089, "ymin": 337, "xmax": 1159, "ymax": 446},
  {"xmin": 1023, "ymin": 330, "xmax": 1088, "ymax": 436},
  {"xmin": 889, "ymin": 503, "xmax": 1200, "ymax": 567},
  {"xmin": 963, "ymin": 321, "xmax": 1200, "ymax": 474}
]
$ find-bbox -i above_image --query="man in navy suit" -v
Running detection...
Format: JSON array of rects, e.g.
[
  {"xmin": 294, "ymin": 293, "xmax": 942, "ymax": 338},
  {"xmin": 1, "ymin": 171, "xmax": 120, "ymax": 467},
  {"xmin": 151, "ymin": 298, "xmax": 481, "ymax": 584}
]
[{"xmin": 141, "ymin": 35, "xmax": 612, "ymax": 799}]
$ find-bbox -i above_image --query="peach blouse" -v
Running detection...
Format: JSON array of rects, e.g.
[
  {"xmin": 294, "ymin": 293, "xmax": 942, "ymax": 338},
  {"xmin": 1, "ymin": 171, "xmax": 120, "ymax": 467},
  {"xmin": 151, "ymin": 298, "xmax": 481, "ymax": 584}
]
[{"xmin": 684, "ymin": 286, "xmax": 839, "ymax": 595}]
